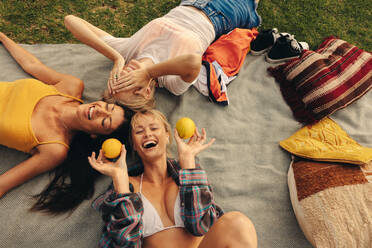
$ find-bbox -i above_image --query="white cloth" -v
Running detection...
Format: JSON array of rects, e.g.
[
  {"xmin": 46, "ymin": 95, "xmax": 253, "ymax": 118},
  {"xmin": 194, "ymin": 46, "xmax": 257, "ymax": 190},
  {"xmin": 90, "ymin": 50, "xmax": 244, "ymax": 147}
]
[
  {"xmin": 193, "ymin": 61, "xmax": 236, "ymax": 97},
  {"xmin": 102, "ymin": 6, "xmax": 215, "ymax": 95}
]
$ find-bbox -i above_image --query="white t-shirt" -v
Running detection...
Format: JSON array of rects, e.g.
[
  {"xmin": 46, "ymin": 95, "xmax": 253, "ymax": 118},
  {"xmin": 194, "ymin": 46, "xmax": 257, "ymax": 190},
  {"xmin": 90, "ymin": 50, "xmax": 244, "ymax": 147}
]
[{"xmin": 102, "ymin": 6, "xmax": 215, "ymax": 95}]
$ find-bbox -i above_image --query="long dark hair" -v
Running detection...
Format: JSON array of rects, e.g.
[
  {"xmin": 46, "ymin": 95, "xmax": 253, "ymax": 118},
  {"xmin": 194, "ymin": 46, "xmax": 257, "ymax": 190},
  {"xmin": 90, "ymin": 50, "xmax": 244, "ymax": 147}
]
[{"xmin": 30, "ymin": 108, "xmax": 134, "ymax": 215}]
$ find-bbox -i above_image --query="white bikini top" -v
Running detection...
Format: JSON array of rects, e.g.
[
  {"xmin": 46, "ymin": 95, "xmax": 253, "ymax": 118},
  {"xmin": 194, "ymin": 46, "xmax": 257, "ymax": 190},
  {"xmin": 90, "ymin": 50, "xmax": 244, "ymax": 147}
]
[{"xmin": 140, "ymin": 174, "xmax": 185, "ymax": 238}]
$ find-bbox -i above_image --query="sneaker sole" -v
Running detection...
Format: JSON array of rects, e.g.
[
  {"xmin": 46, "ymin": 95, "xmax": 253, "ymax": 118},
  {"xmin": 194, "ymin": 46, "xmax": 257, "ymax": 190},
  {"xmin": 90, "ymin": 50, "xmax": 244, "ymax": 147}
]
[
  {"xmin": 299, "ymin": 41, "xmax": 309, "ymax": 50},
  {"xmin": 250, "ymin": 46, "xmax": 272, "ymax": 56},
  {"xmin": 265, "ymin": 54, "xmax": 301, "ymax": 63}
]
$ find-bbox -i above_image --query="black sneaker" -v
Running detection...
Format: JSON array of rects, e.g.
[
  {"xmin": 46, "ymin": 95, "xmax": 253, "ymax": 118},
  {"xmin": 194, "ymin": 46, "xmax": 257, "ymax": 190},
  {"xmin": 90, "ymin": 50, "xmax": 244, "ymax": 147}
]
[
  {"xmin": 266, "ymin": 34, "xmax": 308, "ymax": 63},
  {"xmin": 251, "ymin": 28, "xmax": 280, "ymax": 55}
]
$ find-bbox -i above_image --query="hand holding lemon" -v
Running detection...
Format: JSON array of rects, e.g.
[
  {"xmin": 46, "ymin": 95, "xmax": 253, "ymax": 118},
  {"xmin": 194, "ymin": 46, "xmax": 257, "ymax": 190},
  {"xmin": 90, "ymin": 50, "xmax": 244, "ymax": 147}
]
[
  {"xmin": 174, "ymin": 117, "xmax": 215, "ymax": 170},
  {"xmin": 88, "ymin": 139, "xmax": 129, "ymax": 190},
  {"xmin": 176, "ymin": 117, "xmax": 196, "ymax": 139},
  {"xmin": 101, "ymin": 138, "xmax": 122, "ymax": 159}
]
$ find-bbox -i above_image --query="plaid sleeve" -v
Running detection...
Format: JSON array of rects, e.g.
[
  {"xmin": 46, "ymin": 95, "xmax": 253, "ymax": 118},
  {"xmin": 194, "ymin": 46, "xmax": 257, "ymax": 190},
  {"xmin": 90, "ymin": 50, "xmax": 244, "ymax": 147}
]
[
  {"xmin": 92, "ymin": 189, "xmax": 143, "ymax": 248},
  {"xmin": 179, "ymin": 168, "xmax": 223, "ymax": 236}
]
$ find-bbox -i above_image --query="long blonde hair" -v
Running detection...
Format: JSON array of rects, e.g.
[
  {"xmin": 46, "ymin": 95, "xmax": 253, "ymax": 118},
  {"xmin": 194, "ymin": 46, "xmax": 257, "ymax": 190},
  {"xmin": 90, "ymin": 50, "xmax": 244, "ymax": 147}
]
[
  {"xmin": 129, "ymin": 109, "xmax": 172, "ymax": 158},
  {"xmin": 103, "ymin": 79, "xmax": 156, "ymax": 112}
]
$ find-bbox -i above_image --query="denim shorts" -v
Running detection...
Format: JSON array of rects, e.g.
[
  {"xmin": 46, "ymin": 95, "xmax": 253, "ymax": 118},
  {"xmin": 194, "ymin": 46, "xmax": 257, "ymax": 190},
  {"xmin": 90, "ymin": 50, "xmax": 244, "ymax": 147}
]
[{"xmin": 180, "ymin": 0, "xmax": 262, "ymax": 39}]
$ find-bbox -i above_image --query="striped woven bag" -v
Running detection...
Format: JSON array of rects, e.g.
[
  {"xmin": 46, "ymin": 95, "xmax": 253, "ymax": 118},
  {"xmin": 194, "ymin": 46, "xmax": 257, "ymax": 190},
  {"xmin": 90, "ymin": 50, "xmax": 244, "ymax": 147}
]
[{"xmin": 269, "ymin": 37, "xmax": 372, "ymax": 125}]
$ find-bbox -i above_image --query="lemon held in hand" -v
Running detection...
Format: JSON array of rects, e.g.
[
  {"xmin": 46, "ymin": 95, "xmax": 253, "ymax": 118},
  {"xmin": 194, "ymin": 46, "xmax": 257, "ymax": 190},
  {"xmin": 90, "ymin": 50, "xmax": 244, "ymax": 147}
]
[
  {"xmin": 176, "ymin": 117, "xmax": 196, "ymax": 139},
  {"xmin": 102, "ymin": 138, "xmax": 122, "ymax": 159}
]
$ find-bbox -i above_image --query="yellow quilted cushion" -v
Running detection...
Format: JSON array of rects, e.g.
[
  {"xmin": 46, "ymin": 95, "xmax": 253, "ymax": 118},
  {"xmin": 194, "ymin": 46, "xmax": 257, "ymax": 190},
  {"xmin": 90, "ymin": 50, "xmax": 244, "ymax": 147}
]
[{"xmin": 280, "ymin": 117, "xmax": 372, "ymax": 165}]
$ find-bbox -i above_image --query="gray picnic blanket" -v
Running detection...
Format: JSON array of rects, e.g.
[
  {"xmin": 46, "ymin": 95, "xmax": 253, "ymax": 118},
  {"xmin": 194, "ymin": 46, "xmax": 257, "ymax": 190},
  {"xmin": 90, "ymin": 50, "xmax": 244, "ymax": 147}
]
[{"xmin": 2, "ymin": 43, "xmax": 370, "ymax": 247}]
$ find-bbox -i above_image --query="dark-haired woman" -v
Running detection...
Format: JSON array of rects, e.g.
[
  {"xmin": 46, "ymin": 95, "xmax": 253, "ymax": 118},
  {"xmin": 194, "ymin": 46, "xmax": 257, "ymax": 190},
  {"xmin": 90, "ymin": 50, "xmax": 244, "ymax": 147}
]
[{"xmin": 0, "ymin": 32, "xmax": 133, "ymax": 213}]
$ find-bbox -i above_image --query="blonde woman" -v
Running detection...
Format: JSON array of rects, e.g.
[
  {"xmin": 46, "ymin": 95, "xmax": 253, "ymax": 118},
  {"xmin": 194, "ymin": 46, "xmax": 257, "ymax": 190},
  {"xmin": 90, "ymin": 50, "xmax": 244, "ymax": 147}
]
[
  {"xmin": 64, "ymin": 0, "xmax": 261, "ymax": 110},
  {"xmin": 88, "ymin": 109, "xmax": 257, "ymax": 247}
]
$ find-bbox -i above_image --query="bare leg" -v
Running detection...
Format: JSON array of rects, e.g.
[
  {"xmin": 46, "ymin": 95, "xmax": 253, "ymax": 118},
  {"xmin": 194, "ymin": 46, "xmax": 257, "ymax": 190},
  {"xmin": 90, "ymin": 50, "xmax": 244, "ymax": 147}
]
[{"xmin": 198, "ymin": 211, "xmax": 257, "ymax": 248}]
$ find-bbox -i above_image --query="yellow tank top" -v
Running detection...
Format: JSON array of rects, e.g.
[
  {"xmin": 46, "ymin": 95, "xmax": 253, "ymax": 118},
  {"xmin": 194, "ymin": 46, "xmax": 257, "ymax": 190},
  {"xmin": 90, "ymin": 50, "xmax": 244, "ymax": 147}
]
[{"xmin": 0, "ymin": 79, "xmax": 83, "ymax": 153}]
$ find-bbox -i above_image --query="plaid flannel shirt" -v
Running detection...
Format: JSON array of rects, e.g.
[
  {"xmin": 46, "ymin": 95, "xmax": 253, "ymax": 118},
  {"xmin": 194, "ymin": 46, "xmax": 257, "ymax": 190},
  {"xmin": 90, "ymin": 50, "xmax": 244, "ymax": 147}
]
[{"xmin": 92, "ymin": 159, "xmax": 224, "ymax": 248}]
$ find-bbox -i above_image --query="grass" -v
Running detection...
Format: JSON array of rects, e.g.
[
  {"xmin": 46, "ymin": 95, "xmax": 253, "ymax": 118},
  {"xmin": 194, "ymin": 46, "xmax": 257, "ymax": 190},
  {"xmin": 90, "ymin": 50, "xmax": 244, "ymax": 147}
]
[
  {"xmin": 0, "ymin": 0, "xmax": 179, "ymax": 43},
  {"xmin": 0, "ymin": 0, "xmax": 371, "ymax": 51},
  {"xmin": 258, "ymin": 0, "xmax": 372, "ymax": 50}
]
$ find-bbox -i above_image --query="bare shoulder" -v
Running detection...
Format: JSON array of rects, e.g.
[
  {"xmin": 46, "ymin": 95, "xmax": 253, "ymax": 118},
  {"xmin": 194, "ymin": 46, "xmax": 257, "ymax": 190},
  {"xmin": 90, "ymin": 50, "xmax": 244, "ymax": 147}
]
[
  {"xmin": 54, "ymin": 76, "xmax": 84, "ymax": 99},
  {"xmin": 25, "ymin": 144, "xmax": 70, "ymax": 174},
  {"xmin": 37, "ymin": 143, "xmax": 69, "ymax": 164}
]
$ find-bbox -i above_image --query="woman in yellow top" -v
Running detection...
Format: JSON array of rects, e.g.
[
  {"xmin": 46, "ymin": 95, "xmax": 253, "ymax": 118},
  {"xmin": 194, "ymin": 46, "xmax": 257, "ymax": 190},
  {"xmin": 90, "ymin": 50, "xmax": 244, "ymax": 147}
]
[{"xmin": 0, "ymin": 32, "xmax": 132, "ymax": 212}]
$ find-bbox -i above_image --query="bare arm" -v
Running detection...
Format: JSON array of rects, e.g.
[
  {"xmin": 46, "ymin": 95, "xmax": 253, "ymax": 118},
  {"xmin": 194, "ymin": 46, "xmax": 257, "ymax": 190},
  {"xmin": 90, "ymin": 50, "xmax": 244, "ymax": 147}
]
[
  {"xmin": 0, "ymin": 32, "xmax": 83, "ymax": 98},
  {"xmin": 88, "ymin": 146, "xmax": 130, "ymax": 194},
  {"xmin": 113, "ymin": 54, "xmax": 202, "ymax": 93},
  {"xmin": 147, "ymin": 54, "xmax": 202, "ymax": 83},
  {"xmin": 64, "ymin": 15, "xmax": 125, "ymax": 93},
  {"xmin": 64, "ymin": 15, "xmax": 123, "ymax": 65},
  {"xmin": 0, "ymin": 145, "xmax": 67, "ymax": 198}
]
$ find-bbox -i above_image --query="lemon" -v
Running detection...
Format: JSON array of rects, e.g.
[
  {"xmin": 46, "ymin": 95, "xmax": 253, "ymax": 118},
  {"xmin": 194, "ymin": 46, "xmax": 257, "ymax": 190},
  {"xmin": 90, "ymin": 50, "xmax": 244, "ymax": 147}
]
[
  {"xmin": 102, "ymin": 138, "xmax": 122, "ymax": 159},
  {"xmin": 176, "ymin": 117, "xmax": 196, "ymax": 139}
]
